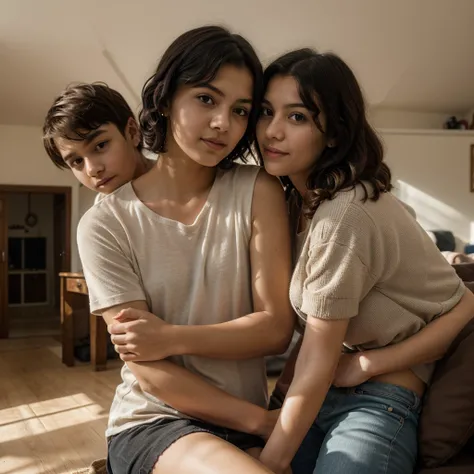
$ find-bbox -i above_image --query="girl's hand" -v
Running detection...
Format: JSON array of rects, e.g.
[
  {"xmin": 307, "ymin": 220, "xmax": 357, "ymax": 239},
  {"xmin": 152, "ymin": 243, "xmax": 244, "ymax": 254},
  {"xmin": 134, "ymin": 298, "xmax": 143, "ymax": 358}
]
[
  {"xmin": 108, "ymin": 308, "xmax": 178, "ymax": 361},
  {"xmin": 332, "ymin": 352, "xmax": 373, "ymax": 388}
]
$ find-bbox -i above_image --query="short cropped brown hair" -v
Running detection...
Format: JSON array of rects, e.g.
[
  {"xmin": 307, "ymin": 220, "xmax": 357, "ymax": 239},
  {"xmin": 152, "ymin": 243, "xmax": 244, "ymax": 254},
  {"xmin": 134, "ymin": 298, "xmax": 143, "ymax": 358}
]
[{"xmin": 43, "ymin": 82, "xmax": 140, "ymax": 169}]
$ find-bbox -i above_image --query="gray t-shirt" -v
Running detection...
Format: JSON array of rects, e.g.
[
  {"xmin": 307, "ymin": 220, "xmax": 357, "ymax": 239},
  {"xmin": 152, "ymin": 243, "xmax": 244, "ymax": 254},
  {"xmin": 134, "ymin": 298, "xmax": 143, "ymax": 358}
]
[{"xmin": 77, "ymin": 165, "xmax": 268, "ymax": 437}]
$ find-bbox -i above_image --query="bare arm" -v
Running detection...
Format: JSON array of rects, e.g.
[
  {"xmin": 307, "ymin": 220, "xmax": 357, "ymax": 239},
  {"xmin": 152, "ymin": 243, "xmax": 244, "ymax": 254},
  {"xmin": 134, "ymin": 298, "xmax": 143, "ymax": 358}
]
[
  {"xmin": 351, "ymin": 287, "xmax": 474, "ymax": 379},
  {"xmin": 275, "ymin": 288, "xmax": 474, "ymax": 394},
  {"xmin": 260, "ymin": 317, "xmax": 349, "ymax": 474},
  {"xmin": 270, "ymin": 336, "xmax": 302, "ymax": 408},
  {"xmin": 77, "ymin": 207, "xmax": 277, "ymax": 437},
  {"xmin": 102, "ymin": 301, "xmax": 276, "ymax": 438},
  {"xmin": 177, "ymin": 172, "xmax": 294, "ymax": 358}
]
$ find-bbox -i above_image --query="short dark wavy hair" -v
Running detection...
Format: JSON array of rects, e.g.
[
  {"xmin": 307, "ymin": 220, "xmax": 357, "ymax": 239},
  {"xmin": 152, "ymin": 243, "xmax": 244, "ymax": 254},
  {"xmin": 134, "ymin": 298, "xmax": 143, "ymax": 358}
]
[
  {"xmin": 43, "ymin": 82, "xmax": 140, "ymax": 169},
  {"xmin": 139, "ymin": 25, "xmax": 263, "ymax": 168},
  {"xmin": 262, "ymin": 49, "xmax": 392, "ymax": 216}
]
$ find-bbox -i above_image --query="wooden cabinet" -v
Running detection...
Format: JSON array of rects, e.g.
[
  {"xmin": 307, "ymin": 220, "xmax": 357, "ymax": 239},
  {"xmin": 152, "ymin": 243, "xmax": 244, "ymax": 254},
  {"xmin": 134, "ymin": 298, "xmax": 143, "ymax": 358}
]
[{"xmin": 59, "ymin": 272, "xmax": 108, "ymax": 371}]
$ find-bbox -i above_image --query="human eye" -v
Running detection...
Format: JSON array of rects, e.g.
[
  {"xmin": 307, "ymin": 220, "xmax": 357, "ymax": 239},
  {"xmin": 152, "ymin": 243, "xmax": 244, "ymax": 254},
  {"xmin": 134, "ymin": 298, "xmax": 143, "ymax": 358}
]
[
  {"xmin": 289, "ymin": 112, "xmax": 307, "ymax": 123},
  {"xmin": 94, "ymin": 140, "xmax": 109, "ymax": 152},
  {"xmin": 197, "ymin": 95, "xmax": 215, "ymax": 106},
  {"xmin": 70, "ymin": 157, "xmax": 83, "ymax": 168},
  {"xmin": 234, "ymin": 107, "xmax": 249, "ymax": 117}
]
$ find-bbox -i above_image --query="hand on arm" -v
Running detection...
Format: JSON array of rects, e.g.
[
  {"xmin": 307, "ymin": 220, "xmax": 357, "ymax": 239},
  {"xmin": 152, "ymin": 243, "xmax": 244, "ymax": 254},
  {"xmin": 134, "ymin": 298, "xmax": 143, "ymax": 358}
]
[
  {"xmin": 333, "ymin": 286, "xmax": 474, "ymax": 387},
  {"xmin": 108, "ymin": 172, "xmax": 295, "ymax": 362},
  {"xmin": 108, "ymin": 307, "xmax": 181, "ymax": 362},
  {"xmin": 77, "ymin": 213, "xmax": 276, "ymax": 438},
  {"xmin": 102, "ymin": 301, "xmax": 277, "ymax": 438}
]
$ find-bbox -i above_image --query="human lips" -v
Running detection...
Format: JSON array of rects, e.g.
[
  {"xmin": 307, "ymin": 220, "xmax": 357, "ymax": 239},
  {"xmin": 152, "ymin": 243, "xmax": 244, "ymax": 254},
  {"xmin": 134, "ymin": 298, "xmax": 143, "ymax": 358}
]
[
  {"xmin": 96, "ymin": 176, "xmax": 116, "ymax": 188},
  {"xmin": 201, "ymin": 137, "xmax": 227, "ymax": 151},
  {"xmin": 263, "ymin": 145, "xmax": 289, "ymax": 159}
]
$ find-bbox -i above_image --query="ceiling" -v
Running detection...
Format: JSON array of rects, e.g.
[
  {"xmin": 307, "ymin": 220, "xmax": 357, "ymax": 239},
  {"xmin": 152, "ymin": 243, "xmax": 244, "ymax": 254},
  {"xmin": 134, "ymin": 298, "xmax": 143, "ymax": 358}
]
[{"xmin": 1, "ymin": 0, "xmax": 474, "ymax": 126}]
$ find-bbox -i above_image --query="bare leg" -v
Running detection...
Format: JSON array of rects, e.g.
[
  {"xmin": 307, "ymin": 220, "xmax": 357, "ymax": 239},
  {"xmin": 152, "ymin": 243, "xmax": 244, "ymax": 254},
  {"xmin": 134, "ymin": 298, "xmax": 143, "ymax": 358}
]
[{"xmin": 153, "ymin": 432, "xmax": 273, "ymax": 474}]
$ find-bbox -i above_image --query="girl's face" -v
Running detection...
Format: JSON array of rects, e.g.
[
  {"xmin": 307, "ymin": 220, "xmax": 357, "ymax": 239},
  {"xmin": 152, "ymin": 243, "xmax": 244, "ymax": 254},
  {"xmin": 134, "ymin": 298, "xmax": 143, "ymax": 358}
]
[
  {"xmin": 165, "ymin": 64, "xmax": 253, "ymax": 167},
  {"xmin": 257, "ymin": 75, "xmax": 329, "ymax": 182}
]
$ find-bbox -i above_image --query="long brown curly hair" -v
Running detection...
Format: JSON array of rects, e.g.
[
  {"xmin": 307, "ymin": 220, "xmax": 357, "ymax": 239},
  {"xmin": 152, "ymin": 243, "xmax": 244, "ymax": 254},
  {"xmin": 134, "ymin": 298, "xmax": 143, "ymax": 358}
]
[{"xmin": 262, "ymin": 49, "xmax": 392, "ymax": 217}]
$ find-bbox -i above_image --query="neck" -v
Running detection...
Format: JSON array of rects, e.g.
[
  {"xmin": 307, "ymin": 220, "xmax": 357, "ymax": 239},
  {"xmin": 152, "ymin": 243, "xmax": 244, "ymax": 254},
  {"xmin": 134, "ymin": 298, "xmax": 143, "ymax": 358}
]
[
  {"xmin": 288, "ymin": 172, "xmax": 309, "ymax": 202},
  {"xmin": 157, "ymin": 155, "xmax": 216, "ymax": 200},
  {"xmin": 139, "ymin": 141, "xmax": 216, "ymax": 202},
  {"xmin": 133, "ymin": 152, "xmax": 152, "ymax": 179}
]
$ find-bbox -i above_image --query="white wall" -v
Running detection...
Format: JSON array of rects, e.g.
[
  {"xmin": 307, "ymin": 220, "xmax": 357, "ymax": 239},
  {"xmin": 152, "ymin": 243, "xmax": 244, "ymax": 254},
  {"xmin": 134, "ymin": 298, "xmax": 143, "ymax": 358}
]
[
  {"xmin": 370, "ymin": 108, "xmax": 452, "ymax": 130},
  {"xmin": 0, "ymin": 125, "xmax": 81, "ymax": 270},
  {"xmin": 7, "ymin": 193, "xmax": 55, "ymax": 304},
  {"xmin": 381, "ymin": 129, "xmax": 474, "ymax": 249},
  {"xmin": 462, "ymin": 109, "xmax": 474, "ymax": 128}
]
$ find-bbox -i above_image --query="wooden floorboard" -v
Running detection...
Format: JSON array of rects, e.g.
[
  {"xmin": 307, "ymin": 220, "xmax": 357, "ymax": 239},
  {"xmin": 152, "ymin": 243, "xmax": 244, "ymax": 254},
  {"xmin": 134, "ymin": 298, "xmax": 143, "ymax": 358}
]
[
  {"xmin": 0, "ymin": 337, "xmax": 121, "ymax": 474},
  {"xmin": 0, "ymin": 337, "xmax": 278, "ymax": 473}
]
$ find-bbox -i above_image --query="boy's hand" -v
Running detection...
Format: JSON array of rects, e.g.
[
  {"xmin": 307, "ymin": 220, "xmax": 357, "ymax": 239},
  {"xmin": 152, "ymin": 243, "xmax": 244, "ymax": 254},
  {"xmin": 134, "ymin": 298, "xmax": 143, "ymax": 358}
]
[{"xmin": 108, "ymin": 308, "xmax": 180, "ymax": 362}]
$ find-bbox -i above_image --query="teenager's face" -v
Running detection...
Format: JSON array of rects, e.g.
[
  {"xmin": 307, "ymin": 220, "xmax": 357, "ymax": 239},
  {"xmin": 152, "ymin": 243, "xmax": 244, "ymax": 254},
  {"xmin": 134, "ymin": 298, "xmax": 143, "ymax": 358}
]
[
  {"xmin": 257, "ymin": 75, "xmax": 328, "ymax": 181},
  {"xmin": 55, "ymin": 119, "xmax": 142, "ymax": 194},
  {"xmin": 165, "ymin": 64, "xmax": 253, "ymax": 167}
]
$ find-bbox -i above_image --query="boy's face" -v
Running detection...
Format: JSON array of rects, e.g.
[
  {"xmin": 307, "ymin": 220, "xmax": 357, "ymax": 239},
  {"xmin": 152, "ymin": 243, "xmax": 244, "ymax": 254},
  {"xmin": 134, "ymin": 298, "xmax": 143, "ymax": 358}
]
[{"xmin": 55, "ymin": 119, "xmax": 142, "ymax": 194}]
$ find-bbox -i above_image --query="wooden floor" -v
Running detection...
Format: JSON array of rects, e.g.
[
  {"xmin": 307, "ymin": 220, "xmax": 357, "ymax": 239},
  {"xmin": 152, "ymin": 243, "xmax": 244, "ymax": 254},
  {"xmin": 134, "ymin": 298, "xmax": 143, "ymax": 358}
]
[
  {"xmin": 0, "ymin": 336, "xmax": 122, "ymax": 474},
  {"xmin": 0, "ymin": 337, "xmax": 279, "ymax": 474},
  {"xmin": 8, "ymin": 306, "xmax": 61, "ymax": 338}
]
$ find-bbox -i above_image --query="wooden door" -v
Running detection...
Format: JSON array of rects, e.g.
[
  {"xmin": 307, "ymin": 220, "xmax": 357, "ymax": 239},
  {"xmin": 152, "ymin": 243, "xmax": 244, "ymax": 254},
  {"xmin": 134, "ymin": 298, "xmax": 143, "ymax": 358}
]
[
  {"xmin": 53, "ymin": 193, "xmax": 71, "ymax": 307},
  {"xmin": 0, "ymin": 194, "xmax": 8, "ymax": 338}
]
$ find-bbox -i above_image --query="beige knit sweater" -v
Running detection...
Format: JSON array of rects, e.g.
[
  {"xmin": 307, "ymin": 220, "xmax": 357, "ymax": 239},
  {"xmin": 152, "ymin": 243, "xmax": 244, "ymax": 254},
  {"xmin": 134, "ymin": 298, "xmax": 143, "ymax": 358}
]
[{"xmin": 289, "ymin": 184, "xmax": 465, "ymax": 383}]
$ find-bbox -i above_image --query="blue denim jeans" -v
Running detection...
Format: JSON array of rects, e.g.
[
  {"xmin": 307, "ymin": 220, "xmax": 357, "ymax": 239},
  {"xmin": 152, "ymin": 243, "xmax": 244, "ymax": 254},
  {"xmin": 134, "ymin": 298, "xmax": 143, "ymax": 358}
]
[{"xmin": 291, "ymin": 381, "xmax": 422, "ymax": 474}]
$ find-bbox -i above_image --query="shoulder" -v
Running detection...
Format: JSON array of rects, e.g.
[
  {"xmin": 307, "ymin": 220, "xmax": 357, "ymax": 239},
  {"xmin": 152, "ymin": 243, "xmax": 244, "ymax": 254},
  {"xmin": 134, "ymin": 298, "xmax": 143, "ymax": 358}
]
[
  {"xmin": 253, "ymin": 169, "xmax": 285, "ymax": 207},
  {"xmin": 219, "ymin": 165, "xmax": 284, "ymax": 203},
  {"xmin": 312, "ymin": 185, "xmax": 371, "ymax": 227},
  {"xmin": 251, "ymin": 170, "xmax": 287, "ymax": 226},
  {"xmin": 78, "ymin": 183, "xmax": 134, "ymax": 243},
  {"xmin": 224, "ymin": 163, "xmax": 261, "ymax": 181},
  {"xmin": 87, "ymin": 182, "xmax": 134, "ymax": 213},
  {"xmin": 93, "ymin": 192, "xmax": 105, "ymax": 205},
  {"xmin": 254, "ymin": 169, "xmax": 285, "ymax": 199},
  {"xmin": 77, "ymin": 205, "xmax": 115, "ymax": 249},
  {"xmin": 310, "ymin": 185, "xmax": 378, "ymax": 246},
  {"xmin": 214, "ymin": 164, "xmax": 260, "ymax": 192}
]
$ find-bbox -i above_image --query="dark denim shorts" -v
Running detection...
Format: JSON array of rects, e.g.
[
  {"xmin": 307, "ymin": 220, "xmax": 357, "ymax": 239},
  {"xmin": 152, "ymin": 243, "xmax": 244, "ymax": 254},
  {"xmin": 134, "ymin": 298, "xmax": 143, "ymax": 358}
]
[{"xmin": 106, "ymin": 417, "xmax": 265, "ymax": 474}]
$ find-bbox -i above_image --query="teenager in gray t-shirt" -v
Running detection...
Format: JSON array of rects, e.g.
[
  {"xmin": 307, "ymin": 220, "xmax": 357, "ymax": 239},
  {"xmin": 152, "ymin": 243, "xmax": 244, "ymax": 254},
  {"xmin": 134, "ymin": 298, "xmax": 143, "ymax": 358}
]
[{"xmin": 77, "ymin": 27, "xmax": 295, "ymax": 474}]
